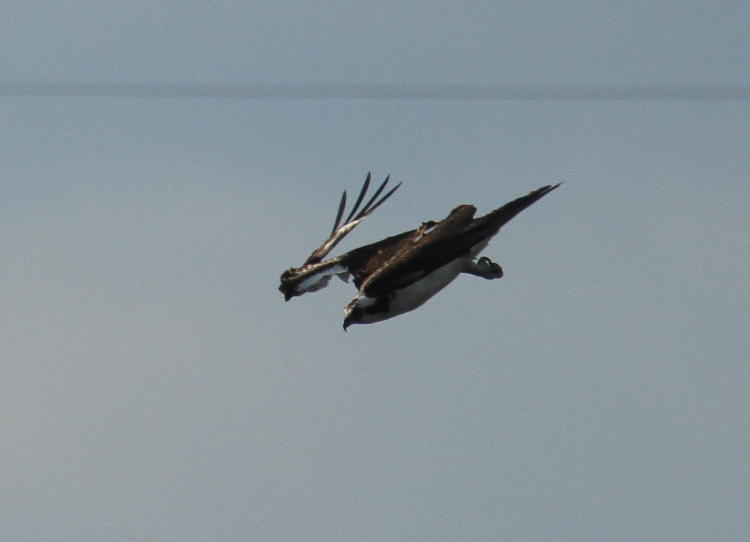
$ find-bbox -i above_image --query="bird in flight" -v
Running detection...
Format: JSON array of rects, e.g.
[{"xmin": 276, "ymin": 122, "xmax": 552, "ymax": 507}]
[{"xmin": 279, "ymin": 173, "xmax": 560, "ymax": 330}]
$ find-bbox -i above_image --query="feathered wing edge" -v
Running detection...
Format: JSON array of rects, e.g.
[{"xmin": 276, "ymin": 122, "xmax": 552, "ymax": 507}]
[
  {"xmin": 304, "ymin": 173, "xmax": 402, "ymax": 266},
  {"xmin": 359, "ymin": 183, "xmax": 561, "ymax": 297},
  {"xmin": 279, "ymin": 173, "xmax": 403, "ymax": 300}
]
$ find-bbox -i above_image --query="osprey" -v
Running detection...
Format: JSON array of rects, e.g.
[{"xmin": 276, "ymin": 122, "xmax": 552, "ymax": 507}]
[{"xmin": 279, "ymin": 174, "xmax": 560, "ymax": 330}]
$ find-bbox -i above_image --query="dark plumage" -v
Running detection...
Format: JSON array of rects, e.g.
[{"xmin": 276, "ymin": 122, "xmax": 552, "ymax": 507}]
[{"xmin": 278, "ymin": 174, "xmax": 560, "ymax": 329}]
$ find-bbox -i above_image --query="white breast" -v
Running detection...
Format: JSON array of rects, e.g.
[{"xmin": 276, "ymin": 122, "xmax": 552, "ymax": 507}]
[
  {"xmin": 387, "ymin": 256, "xmax": 468, "ymax": 316},
  {"xmin": 350, "ymin": 240, "xmax": 490, "ymax": 324}
]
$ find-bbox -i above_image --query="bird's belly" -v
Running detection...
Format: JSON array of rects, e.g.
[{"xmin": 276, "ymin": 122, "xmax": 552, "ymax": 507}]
[{"xmin": 387, "ymin": 256, "xmax": 468, "ymax": 316}]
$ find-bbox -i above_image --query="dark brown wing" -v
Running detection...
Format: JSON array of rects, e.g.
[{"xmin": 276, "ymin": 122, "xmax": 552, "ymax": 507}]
[
  {"xmin": 467, "ymin": 183, "xmax": 561, "ymax": 240},
  {"xmin": 360, "ymin": 184, "xmax": 561, "ymax": 297},
  {"xmin": 359, "ymin": 204, "xmax": 477, "ymax": 297},
  {"xmin": 334, "ymin": 229, "xmax": 419, "ymax": 288}
]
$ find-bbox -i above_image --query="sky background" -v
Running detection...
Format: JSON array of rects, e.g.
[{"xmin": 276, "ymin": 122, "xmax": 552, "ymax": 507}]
[{"xmin": 2, "ymin": 2, "xmax": 749, "ymax": 541}]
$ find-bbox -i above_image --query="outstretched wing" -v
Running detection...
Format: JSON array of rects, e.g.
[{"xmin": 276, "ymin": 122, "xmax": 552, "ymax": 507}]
[
  {"xmin": 359, "ymin": 184, "xmax": 561, "ymax": 297},
  {"xmin": 304, "ymin": 173, "xmax": 402, "ymax": 265},
  {"xmin": 356, "ymin": 204, "xmax": 477, "ymax": 297},
  {"xmin": 336, "ymin": 229, "xmax": 420, "ymax": 288},
  {"xmin": 279, "ymin": 173, "xmax": 403, "ymax": 300}
]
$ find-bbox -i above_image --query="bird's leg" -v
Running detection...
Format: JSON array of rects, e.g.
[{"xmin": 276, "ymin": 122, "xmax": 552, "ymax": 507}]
[{"xmin": 463, "ymin": 256, "xmax": 504, "ymax": 279}]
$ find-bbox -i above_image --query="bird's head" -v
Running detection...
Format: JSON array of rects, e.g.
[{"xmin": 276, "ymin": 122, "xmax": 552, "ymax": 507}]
[
  {"xmin": 342, "ymin": 294, "xmax": 389, "ymax": 331},
  {"xmin": 342, "ymin": 304, "xmax": 363, "ymax": 331}
]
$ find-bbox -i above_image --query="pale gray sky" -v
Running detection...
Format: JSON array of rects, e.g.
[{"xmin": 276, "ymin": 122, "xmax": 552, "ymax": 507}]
[{"xmin": 2, "ymin": 2, "xmax": 749, "ymax": 541}]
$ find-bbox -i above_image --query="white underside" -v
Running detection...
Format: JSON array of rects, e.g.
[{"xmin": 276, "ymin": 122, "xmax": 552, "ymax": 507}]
[
  {"xmin": 351, "ymin": 240, "xmax": 490, "ymax": 324},
  {"xmin": 298, "ymin": 263, "xmax": 347, "ymax": 293},
  {"xmin": 384, "ymin": 256, "xmax": 468, "ymax": 317}
]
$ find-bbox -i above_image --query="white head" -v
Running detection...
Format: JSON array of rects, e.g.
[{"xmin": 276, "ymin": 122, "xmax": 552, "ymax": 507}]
[{"xmin": 342, "ymin": 294, "xmax": 389, "ymax": 330}]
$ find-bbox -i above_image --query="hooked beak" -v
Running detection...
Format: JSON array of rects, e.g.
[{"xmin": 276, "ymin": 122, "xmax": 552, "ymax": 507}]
[{"xmin": 342, "ymin": 311, "xmax": 355, "ymax": 332}]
